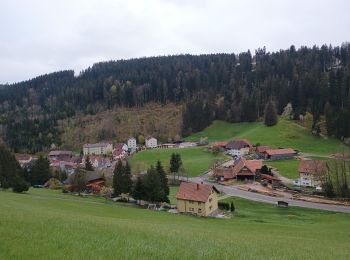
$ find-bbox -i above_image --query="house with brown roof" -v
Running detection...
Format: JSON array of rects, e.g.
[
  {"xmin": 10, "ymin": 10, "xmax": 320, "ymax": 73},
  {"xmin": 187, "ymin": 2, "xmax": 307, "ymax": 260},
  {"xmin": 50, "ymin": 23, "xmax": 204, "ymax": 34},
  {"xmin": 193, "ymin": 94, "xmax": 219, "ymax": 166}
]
[
  {"xmin": 15, "ymin": 154, "xmax": 34, "ymax": 168},
  {"xmin": 176, "ymin": 182, "xmax": 219, "ymax": 216},
  {"xmin": 225, "ymin": 139, "xmax": 252, "ymax": 157},
  {"xmin": 214, "ymin": 158, "xmax": 263, "ymax": 181},
  {"xmin": 294, "ymin": 160, "xmax": 326, "ymax": 187},
  {"xmin": 264, "ymin": 148, "xmax": 296, "ymax": 160}
]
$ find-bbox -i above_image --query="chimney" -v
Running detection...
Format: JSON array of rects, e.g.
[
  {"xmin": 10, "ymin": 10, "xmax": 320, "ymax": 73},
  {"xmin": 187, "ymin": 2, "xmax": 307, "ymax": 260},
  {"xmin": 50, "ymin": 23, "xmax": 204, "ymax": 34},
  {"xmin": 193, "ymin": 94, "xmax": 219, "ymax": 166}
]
[{"xmin": 196, "ymin": 183, "xmax": 199, "ymax": 190}]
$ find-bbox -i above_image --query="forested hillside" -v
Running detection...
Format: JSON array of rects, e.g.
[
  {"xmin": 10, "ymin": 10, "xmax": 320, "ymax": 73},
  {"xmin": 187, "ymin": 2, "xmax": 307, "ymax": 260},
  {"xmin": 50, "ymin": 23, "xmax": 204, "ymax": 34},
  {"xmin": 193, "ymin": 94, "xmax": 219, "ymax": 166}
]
[{"xmin": 0, "ymin": 44, "xmax": 349, "ymax": 152}]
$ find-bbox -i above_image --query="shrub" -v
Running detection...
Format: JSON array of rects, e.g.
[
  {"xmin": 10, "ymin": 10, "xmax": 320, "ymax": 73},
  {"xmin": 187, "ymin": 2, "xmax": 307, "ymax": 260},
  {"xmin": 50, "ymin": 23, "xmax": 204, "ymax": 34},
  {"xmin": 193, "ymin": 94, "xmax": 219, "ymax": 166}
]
[
  {"xmin": 218, "ymin": 202, "xmax": 230, "ymax": 211},
  {"xmin": 46, "ymin": 178, "xmax": 62, "ymax": 189},
  {"xmin": 12, "ymin": 178, "xmax": 29, "ymax": 193}
]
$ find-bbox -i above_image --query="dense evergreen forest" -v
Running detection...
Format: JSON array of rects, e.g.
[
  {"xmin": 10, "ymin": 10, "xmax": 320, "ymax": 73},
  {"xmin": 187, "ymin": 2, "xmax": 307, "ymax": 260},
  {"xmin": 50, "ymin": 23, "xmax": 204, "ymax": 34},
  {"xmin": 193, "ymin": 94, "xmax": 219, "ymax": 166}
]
[{"xmin": 0, "ymin": 44, "xmax": 349, "ymax": 152}]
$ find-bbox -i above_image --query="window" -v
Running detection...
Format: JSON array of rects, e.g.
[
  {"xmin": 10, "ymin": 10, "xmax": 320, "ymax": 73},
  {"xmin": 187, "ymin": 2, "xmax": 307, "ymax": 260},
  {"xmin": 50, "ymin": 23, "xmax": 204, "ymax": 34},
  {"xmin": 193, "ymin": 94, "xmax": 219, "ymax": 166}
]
[
  {"xmin": 198, "ymin": 208, "xmax": 202, "ymax": 213},
  {"xmin": 209, "ymin": 206, "xmax": 212, "ymax": 210},
  {"xmin": 209, "ymin": 198, "xmax": 212, "ymax": 202}
]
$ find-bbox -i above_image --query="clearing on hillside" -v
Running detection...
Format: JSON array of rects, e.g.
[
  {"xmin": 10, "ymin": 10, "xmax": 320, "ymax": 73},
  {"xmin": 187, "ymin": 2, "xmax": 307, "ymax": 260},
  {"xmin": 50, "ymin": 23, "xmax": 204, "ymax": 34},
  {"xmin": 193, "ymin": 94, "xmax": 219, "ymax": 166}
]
[{"xmin": 185, "ymin": 119, "xmax": 349, "ymax": 155}]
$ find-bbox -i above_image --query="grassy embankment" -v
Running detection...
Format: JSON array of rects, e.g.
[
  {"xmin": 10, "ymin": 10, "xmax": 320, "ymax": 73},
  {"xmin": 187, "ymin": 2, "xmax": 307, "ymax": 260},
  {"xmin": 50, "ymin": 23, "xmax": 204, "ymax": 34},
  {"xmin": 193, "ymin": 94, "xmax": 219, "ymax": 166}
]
[
  {"xmin": 129, "ymin": 147, "xmax": 227, "ymax": 177},
  {"xmin": 1, "ymin": 188, "xmax": 349, "ymax": 259}
]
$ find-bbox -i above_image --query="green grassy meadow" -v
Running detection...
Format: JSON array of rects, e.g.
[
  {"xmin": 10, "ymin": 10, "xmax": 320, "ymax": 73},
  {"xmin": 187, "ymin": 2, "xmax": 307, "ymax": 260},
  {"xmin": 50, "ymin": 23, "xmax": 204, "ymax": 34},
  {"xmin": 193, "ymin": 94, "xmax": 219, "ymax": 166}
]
[
  {"xmin": 185, "ymin": 119, "xmax": 349, "ymax": 155},
  {"xmin": 129, "ymin": 147, "xmax": 227, "ymax": 177},
  {"xmin": 1, "ymin": 188, "xmax": 350, "ymax": 259},
  {"xmin": 265, "ymin": 159, "xmax": 301, "ymax": 179}
]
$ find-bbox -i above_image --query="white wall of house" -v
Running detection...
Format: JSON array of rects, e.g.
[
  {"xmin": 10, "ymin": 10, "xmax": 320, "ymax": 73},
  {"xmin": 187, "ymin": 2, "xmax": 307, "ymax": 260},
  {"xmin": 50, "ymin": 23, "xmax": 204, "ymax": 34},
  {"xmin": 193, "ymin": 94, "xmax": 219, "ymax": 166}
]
[
  {"xmin": 127, "ymin": 138, "xmax": 137, "ymax": 149},
  {"xmin": 294, "ymin": 173, "xmax": 320, "ymax": 187},
  {"xmin": 146, "ymin": 137, "xmax": 157, "ymax": 148}
]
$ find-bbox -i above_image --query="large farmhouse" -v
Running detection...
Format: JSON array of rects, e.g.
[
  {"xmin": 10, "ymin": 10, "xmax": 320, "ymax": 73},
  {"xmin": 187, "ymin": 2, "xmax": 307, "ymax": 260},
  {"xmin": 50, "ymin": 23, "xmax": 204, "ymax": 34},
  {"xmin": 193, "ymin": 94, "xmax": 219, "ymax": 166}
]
[
  {"xmin": 225, "ymin": 139, "xmax": 252, "ymax": 157},
  {"xmin": 176, "ymin": 182, "xmax": 219, "ymax": 216},
  {"xmin": 215, "ymin": 158, "xmax": 262, "ymax": 181},
  {"xmin": 83, "ymin": 142, "xmax": 113, "ymax": 155},
  {"xmin": 294, "ymin": 160, "xmax": 326, "ymax": 187}
]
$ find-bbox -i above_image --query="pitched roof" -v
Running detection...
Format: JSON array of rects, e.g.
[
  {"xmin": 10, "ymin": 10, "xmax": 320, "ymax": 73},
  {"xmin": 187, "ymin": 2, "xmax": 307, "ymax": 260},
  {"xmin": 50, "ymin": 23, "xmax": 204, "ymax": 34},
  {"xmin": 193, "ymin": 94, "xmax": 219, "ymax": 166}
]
[
  {"xmin": 214, "ymin": 168, "xmax": 233, "ymax": 179},
  {"xmin": 298, "ymin": 160, "xmax": 326, "ymax": 175},
  {"xmin": 265, "ymin": 148, "xmax": 296, "ymax": 156},
  {"xmin": 256, "ymin": 146, "xmax": 270, "ymax": 153},
  {"xmin": 226, "ymin": 139, "xmax": 252, "ymax": 150},
  {"xmin": 15, "ymin": 154, "xmax": 32, "ymax": 161},
  {"xmin": 232, "ymin": 158, "xmax": 262, "ymax": 176},
  {"xmin": 114, "ymin": 143, "xmax": 126, "ymax": 149},
  {"xmin": 176, "ymin": 182, "xmax": 218, "ymax": 202},
  {"xmin": 146, "ymin": 136, "xmax": 156, "ymax": 141}
]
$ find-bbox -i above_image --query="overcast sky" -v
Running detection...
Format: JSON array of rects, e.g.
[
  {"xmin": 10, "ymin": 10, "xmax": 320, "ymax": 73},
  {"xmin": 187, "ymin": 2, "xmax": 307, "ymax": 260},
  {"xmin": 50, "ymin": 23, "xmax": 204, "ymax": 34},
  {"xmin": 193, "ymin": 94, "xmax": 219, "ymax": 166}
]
[{"xmin": 0, "ymin": 0, "xmax": 349, "ymax": 84}]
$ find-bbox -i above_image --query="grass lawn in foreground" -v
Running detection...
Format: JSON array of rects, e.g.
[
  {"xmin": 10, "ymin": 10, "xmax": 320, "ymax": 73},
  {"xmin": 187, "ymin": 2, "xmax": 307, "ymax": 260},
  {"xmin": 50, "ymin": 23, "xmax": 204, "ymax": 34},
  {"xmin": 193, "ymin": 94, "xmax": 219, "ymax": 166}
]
[
  {"xmin": 129, "ymin": 147, "xmax": 227, "ymax": 177},
  {"xmin": 265, "ymin": 159, "xmax": 300, "ymax": 179},
  {"xmin": 185, "ymin": 119, "xmax": 349, "ymax": 155},
  {"xmin": 1, "ymin": 188, "xmax": 350, "ymax": 259}
]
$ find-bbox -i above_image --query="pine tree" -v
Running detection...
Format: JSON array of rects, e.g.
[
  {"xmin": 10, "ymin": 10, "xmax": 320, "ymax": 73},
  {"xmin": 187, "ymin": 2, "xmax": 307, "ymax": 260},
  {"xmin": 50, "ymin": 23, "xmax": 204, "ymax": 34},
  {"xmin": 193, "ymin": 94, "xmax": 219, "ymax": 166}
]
[
  {"xmin": 72, "ymin": 167, "xmax": 86, "ymax": 195},
  {"xmin": 85, "ymin": 155, "xmax": 94, "ymax": 171},
  {"xmin": 123, "ymin": 161, "xmax": 133, "ymax": 194},
  {"xmin": 112, "ymin": 160, "xmax": 124, "ymax": 197},
  {"xmin": 264, "ymin": 100, "xmax": 278, "ymax": 126},
  {"xmin": 132, "ymin": 176, "xmax": 145, "ymax": 201},
  {"xmin": 0, "ymin": 146, "xmax": 28, "ymax": 192},
  {"xmin": 30, "ymin": 155, "xmax": 50, "ymax": 185},
  {"xmin": 144, "ymin": 165, "xmax": 164, "ymax": 202},
  {"xmin": 156, "ymin": 160, "xmax": 169, "ymax": 202}
]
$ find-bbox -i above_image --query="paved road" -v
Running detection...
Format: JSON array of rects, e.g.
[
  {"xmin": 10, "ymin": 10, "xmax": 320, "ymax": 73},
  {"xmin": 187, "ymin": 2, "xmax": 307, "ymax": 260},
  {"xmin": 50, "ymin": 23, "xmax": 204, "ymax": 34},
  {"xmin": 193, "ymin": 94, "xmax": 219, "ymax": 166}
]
[{"xmin": 190, "ymin": 176, "xmax": 350, "ymax": 213}]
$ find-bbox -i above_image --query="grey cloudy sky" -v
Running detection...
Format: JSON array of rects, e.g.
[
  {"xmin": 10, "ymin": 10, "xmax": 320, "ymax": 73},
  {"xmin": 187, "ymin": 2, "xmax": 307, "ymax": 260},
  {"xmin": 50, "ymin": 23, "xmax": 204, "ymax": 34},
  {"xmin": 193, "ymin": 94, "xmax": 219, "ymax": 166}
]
[{"xmin": 0, "ymin": 0, "xmax": 349, "ymax": 84}]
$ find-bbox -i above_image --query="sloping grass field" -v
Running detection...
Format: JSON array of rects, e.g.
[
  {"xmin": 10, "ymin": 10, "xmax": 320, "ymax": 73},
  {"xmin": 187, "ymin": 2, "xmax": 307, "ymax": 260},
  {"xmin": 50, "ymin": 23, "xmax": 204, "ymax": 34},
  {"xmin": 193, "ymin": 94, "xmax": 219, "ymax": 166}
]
[
  {"xmin": 265, "ymin": 159, "xmax": 300, "ymax": 179},
  {"xmin": 129, "ymin": 147, "xmax": 227, "ymax": 176},
  {"xmin": 1, "ymin": 189, "xmax": 350, "ymax": 259},
  {"xmin": 185, "ymin": 119, "xmax": 349, "ymax": 155}
]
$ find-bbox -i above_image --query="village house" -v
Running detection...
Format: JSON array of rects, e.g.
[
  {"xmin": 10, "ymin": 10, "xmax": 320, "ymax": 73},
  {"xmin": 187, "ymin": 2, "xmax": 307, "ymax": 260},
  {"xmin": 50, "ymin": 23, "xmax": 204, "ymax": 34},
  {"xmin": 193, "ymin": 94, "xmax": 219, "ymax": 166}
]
[
  {"xmin": 50, "ymin": 160, "xmax": 77, "ymax": 175},
  {"xmin": 127, "ymin": 137, "xmax": 137, "ymax": 151},
  {"xmin": 214, "ymin": 158, "xmax": 262, "ymax": 181},
  {"xmin": 83, "ymin": 142, "xmax": 113, "ymax": 155},
  {"xmin": 294, "ymin": 160, "xmax": 326, "ymax": 187},
  {"xmin": 113, "ymin": 144, "xmax": 128, "ymax": 160},
  {"xmin": 176, "ymin": 182, "xmax": 219, "ymax": 216},
  {"xmin": 225, "ymin": 139, "xmax": 253, "ymax": 157},
  {"xmin": 65, "ymin": 171, "xmax": 105, "ymax": 194},
  {"xmin": 48, "ymin": 150, "xmax": 72, "ymax": 161},
  {"xmin": 15, "ymin": 154, "xmax": 34, "ymax": 168},
  {"xmin": 82, "ymin": 156, "xmax": 111, "ymax": 169},
  {"xmin": 264, "ymin": 148, "xmax": 296, "ymax": 160},
  {"xmin": 145, "ymin": 137, "xmax": 157, "ymax": 148}
]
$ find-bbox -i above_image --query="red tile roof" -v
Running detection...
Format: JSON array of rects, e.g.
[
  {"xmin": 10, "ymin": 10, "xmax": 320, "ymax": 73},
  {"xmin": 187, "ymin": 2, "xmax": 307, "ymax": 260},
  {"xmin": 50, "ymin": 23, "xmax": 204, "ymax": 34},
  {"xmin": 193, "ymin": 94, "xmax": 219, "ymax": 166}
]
[
  {"xmin": 15, "ymin": 154, "xmax": 32, "ymax": 161},
  {"xmin": 232, "ymin": 158, "xmax": 263, "ymax": 176},
  {"xmin": 298, "ymin": 160, "xmax": 326, "ymax": 175},
  {"xmin": 176, "ymin": 182, "xmax": 218, "ymax": 202},
  {"xmin": 265, "ymin": 148, "xmax": 296, "ymax": 156},
  {"xmin": 256, "ymin": 146, "xmax": 270, "ymax": 153}
]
